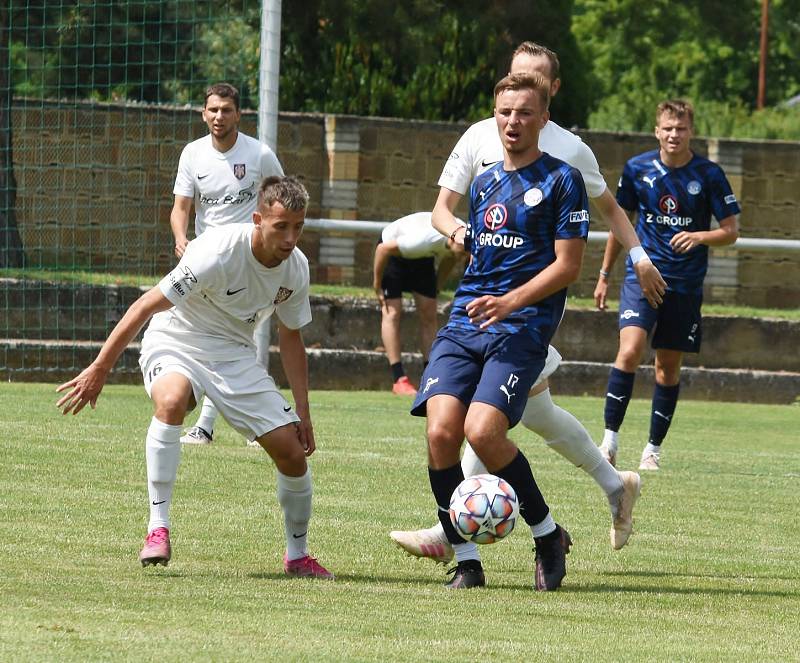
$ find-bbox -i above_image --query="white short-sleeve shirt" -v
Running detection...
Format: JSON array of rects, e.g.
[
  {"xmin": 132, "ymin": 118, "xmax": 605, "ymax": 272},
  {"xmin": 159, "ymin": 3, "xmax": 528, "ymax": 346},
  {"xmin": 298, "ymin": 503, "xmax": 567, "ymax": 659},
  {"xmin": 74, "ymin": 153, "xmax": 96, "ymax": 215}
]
[
  {"xmin": 381, "ymin": 212, "xmax": 462, "ymax": 259},
  {"xmin": 173, "ymin": 132, "xmax": 284, "ymax": 236},
  {"xmin": 143, "ymin": 224, "xmax": 311, "ymax": 362},
  {"xmin": 437, "ymin": 117, "xmax": 607, "ymax": 199}
]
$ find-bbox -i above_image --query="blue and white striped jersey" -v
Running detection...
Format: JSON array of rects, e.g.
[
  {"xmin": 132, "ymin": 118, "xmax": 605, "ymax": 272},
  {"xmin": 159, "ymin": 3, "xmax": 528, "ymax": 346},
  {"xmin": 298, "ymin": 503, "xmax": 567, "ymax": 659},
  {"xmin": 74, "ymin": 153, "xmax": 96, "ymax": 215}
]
[
  {"xmin": 448, "ymin": 153, "xmax": 589, "ymax": 344},
  {"xmin": 617, "ymin": 150, "xmax": 740, "ymax": 294}
]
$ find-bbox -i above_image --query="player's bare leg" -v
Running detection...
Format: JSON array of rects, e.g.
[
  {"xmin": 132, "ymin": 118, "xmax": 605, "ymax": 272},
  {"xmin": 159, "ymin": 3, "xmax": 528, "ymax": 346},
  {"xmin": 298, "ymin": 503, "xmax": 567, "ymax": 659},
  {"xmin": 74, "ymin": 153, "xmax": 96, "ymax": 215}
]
[{"xmin": 381, "ymin": 297, "xmax": 416, "ymax": 395}]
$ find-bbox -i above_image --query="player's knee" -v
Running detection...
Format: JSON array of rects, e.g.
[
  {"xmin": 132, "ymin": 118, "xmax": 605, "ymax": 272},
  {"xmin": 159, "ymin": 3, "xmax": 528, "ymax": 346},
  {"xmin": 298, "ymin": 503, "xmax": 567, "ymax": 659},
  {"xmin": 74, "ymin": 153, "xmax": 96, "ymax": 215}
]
[
  {"xmin": 463, "ymin": 421, "xmax": 495, "ymax": 456},
  {"xmin": 152, "ymin": 391, "xmax": 190, "ymax": 424},
  {"xmin": 259, "ymin": 425, "xmax": 307, "ymax": 474},
  {"xmin": 426, "ymin": 420, "xmax": 461, "ymax": 453}
]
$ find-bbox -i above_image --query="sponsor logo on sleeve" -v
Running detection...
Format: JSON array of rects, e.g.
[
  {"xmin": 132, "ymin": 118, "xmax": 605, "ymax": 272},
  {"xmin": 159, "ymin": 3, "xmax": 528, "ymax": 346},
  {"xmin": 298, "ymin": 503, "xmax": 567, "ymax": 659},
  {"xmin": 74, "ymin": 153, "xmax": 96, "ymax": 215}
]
[
  {"xmin": 568, "ymin": 210, "xmax": 589, "ymax": 224},
  {"xmin": 169, "ymin": 266, "xmax": 197, "ymax": 297},
  {"xmin": 724, "ymin": 194, "xmax": 737, "ymax": 205}
]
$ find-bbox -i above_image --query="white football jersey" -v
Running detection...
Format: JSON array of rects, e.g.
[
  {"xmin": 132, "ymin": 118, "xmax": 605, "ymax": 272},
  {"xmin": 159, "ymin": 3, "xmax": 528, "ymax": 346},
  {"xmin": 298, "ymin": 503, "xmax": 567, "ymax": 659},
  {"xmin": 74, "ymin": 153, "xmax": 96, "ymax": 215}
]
[
  {"xmin": 173, "ymin": 132, "xmax": 284, "ymax": 236},
  {"xmin": 438, "ymin": 117, "xmax": 607, "ymax": 199},
  {"xmin": 381, "ymin": 212, "xmax": 460, "ymax": 259},
  {"xmin": 143, "ymin": 224, "xmax": 311, "ymax": 362}
]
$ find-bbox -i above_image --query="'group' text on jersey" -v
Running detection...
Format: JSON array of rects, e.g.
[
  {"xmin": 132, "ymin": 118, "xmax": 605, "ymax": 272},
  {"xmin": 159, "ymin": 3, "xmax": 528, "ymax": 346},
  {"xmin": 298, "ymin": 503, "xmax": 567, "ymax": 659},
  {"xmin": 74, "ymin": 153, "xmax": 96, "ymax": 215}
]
[
  {"xmin": 449, "ymin": 153, "xmax": 589, "ymax": 345},
  {"xmin": 617, "ymin": 150, "xmax": 740, "ymax": 294}
]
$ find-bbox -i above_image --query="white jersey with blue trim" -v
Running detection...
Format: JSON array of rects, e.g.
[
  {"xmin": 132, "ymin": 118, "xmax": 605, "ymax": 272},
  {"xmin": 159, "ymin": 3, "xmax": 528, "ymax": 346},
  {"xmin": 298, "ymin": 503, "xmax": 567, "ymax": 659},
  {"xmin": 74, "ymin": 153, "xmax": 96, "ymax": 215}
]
[
  {"xmin": 438, "ymin": 117, "xmax": 607, "ymax": 199},
  {"xmin": 144, "ymin": 224, "xmax": 310, "ymax": 362}
]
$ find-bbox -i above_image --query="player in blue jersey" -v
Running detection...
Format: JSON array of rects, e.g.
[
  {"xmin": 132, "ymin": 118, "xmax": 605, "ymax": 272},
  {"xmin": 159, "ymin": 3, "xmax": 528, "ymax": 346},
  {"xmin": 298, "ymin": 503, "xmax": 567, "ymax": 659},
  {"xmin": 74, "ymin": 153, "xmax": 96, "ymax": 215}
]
[
  {"xmin": 410, "ymin": 72, "xmax": 588, "ymax": 591},
  {"xmin": 594, "ymin": 100, "xmax": 740, "ymax": 471}
]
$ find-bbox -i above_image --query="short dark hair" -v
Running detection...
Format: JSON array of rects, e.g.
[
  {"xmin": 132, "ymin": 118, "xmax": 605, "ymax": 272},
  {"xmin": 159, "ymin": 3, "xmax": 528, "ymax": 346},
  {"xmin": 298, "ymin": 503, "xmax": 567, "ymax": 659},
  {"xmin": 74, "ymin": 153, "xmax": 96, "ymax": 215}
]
[
  {"xmin": 657, "ymin": 99, "xmax": 694, "ymax": 127},
  {"xmin": 511, "ymin": 42, "xmax": 560, "ymax": 80},
  {"xmin": 494, "ymin": 72, "xmax": 551, "ymax": 112},
  {"xmin": 258, "ymin": 175, "xmax": 310, "ymax": 212},
  {"xmin": 204, "ymin": 83, "xmax": 240, "ymax": 111}
]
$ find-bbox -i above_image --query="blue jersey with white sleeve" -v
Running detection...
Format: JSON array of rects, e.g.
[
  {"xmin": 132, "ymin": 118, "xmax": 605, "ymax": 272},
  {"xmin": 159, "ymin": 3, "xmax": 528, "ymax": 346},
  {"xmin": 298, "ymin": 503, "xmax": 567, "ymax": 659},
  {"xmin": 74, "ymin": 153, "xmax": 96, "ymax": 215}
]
[
  {"xmin": 617, "ymin": 150, "xmax": 740, "ymax": 294},
  {"xmin": 448, "ymin": 153, "xmax": 589, "ymax": 346}
]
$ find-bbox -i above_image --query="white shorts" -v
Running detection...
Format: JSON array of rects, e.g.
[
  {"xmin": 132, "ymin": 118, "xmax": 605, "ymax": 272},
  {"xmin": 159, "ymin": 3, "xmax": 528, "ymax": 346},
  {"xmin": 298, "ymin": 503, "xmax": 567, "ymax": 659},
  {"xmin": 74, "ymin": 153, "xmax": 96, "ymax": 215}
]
[
  {"xmin": 139, "ymin": 347, "xmax": 299, "ymax": 441},
  {"xmin": 532, "ymin": 345, "xmax": 562, "ymax": 388}
]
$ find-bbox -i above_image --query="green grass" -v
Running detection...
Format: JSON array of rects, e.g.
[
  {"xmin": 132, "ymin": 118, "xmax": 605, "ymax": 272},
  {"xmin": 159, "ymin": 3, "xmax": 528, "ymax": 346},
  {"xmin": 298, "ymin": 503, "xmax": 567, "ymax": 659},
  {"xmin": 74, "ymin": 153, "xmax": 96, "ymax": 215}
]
[
  {"xmin": 2, "ymin": 384, "xmax": 798, "ymax": 661},
  {"xmin": 3, "ymin": 267, "xmax": 799, "ymax": 320}
]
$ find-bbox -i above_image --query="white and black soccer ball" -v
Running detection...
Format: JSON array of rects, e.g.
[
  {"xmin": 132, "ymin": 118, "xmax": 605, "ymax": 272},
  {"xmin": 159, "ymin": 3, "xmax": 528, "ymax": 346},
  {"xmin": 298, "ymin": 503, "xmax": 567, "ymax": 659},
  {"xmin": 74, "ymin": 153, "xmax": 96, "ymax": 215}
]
[{"xmin": 448, "ymin": 473, "xmax": 519, "ymax": 544}]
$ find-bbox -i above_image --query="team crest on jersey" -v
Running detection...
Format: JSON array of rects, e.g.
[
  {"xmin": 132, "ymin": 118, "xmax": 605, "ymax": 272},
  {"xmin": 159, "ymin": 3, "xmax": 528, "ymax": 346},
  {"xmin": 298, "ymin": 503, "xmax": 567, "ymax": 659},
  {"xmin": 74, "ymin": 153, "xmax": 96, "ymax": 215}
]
[
  {"xmin": 659, "ymin": 194, "xmax": 679, "ymax": 214},
  {"xmin": 687, "ymin": 180, "xmax": 702, "ymax": 195},
  {"xmin": 524, "ymin": 188, "xmax": 543, "ymax": 207},
  {"xmin": 273, "ymin": 287, "xmax": 294, "ymax": 304},
  {"xmin": 483, "ymin": 203, "xmax": 508, "ymax": 231},
  {"xmin": 233, "ymin": 163, "xmax": 246, "ymax": 180}
]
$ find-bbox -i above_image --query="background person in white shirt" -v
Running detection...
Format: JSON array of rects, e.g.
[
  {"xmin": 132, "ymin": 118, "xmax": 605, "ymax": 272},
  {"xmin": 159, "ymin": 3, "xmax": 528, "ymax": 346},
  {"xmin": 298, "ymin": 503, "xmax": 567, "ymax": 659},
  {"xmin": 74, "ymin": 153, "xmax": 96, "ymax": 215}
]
[
  {"xmin": 170, "ymin": 82, "xmax": 284, "ymax": 446},
  {"xmin": 56, "ymin": 176, "xmax": 333, "ymax": 579},
  {"xmin": 372, "ymin": 212, "xmax": 466, "ymax": 395}
]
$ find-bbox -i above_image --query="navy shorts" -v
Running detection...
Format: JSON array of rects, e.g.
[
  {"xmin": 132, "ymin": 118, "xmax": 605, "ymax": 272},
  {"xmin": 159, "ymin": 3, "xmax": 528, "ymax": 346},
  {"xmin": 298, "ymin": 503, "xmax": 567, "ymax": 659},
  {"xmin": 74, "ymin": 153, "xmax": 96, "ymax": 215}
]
[
  {"xmin": 381, "ymin": 253, "xmax": 437, "ymax": 299},
  {"xmin": 618, "ymin": 281, "xmax": 703, "ymax": 353},
  {"xmin": 410, "ymin": 325, "xmax": 547, "ymax": 428}
]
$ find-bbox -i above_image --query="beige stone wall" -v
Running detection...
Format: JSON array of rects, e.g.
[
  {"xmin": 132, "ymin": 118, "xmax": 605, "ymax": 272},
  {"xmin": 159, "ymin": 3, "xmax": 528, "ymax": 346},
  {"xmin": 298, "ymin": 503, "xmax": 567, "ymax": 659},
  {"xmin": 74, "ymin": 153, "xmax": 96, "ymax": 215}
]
[{"xmin": 11, "ymin": 100, "xmax": 800, "ymax": 306}]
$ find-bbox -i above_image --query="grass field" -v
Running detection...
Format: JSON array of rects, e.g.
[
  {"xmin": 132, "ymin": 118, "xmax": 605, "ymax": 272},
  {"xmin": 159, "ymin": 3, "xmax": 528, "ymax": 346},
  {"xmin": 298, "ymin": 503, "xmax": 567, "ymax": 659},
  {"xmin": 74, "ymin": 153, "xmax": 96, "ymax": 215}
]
[{"xmin": 2, "ymin": 383, "xmax": 798, "ymax": 662}]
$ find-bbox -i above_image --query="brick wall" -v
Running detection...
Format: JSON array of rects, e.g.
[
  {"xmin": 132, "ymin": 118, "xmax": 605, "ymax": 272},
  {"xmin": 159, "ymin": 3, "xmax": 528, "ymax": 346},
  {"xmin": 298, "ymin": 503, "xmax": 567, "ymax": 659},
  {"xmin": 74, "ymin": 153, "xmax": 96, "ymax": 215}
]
[{"xmin": 11, "ymin": 100, "xmax": 800, "ymax": 306}]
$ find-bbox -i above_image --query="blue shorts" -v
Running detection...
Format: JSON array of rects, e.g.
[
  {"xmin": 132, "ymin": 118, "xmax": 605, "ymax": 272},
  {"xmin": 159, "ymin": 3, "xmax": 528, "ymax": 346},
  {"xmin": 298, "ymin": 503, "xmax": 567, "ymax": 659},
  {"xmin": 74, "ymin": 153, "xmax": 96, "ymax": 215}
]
[
  {"xmin": 618, "ymin": 281, "xmax": 703, "ymax": 353},
  {"xmin": 410, "ymin": 325, "xmax": 547, "ymax": 428}
]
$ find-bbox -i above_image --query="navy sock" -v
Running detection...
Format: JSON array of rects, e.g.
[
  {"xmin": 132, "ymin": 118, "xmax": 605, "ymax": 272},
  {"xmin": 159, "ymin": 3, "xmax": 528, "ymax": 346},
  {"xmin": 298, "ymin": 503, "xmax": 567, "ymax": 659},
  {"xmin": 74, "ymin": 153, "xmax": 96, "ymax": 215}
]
[
  {"xmin": 428, "ymin": 463, "xmax": 465, "ymax": 545},
  {"xmin": 604, "ymin": 367, "xmax": 636, "ymax": 431},
  {"xmin": 391, "ymin": 362, "xmax": 405, "ymax": 382},
  {"xmin": 494, "ymin": 451, "xmax": 549, "ymax": 526},
  {"xmin": 649, "ymin": 382, "xmax": 680, "ymax": 446}
]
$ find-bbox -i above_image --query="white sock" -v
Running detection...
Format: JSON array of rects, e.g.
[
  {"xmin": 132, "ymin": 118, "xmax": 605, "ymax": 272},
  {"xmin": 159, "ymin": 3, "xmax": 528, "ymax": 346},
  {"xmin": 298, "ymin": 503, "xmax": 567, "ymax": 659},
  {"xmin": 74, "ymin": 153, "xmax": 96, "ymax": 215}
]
[
  {"xmin": 146, "ymin": 417, "xmax": 183, "ymax": 532},
  {"xmin": 194, "ymin": 396, "xmax": 219, "ymax": 436},
  {"xmin": 642, "ymin": 443, "xmax": 660, "ymax": 458},
  {"xmin": 461, "ymin": 443, "xmax": 488, "ymax": 477},
  {"xmin": 453, "ymin": 541, "xmax": 480, "ymax": 563},
  {"xmin": 521, "ymin": 389, "xmax": 623, "ymax": 497},
  {"xmin": 277, "ymin": 469, "xmax": 312, "ymax": 561},
  {"xmin": 530, "ymin": 512, "xmax": 556, "ymax": 539},
  {"xmin": 602, "ymin": 429, "xmax": 619, "ymax": 453}
]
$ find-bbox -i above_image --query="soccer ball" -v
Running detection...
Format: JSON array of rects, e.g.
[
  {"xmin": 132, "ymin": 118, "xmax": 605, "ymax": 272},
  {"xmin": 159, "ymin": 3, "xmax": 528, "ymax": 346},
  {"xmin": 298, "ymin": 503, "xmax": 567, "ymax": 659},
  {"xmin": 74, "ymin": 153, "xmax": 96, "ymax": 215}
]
[{"xmin": 449, "ymin": 474, "xmax": 519, "ymax": 544}]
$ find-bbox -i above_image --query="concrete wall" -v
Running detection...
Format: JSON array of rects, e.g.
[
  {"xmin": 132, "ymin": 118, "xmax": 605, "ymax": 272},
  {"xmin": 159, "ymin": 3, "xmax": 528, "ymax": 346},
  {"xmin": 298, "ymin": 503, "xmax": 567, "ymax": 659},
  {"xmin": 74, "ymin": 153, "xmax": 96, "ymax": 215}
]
[{"xmin": 11, "ymin": 100, "xmax": 800, "ymax": 306}]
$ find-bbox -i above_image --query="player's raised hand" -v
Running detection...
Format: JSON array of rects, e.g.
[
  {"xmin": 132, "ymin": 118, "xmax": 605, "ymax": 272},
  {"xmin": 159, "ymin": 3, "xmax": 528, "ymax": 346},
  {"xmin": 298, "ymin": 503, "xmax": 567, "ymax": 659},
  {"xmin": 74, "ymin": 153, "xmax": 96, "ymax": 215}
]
[
  {"xmin": 55, "ymin": 364, "xmax": 110, "ymax": 415},
  {"xmin": 632, "ymin": 259, "xmax": 666, "ymax": 308}
]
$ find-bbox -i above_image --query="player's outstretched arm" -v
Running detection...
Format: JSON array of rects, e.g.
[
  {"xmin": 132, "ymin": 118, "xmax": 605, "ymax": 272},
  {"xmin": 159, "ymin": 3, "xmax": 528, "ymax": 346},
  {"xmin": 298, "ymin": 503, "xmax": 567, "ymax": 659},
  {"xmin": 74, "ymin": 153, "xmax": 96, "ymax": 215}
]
[
  {"xmin": 593, "ymin": 190, "xmax": 665, "ymax": 307},
  {"xmin": 277, "ymin": 322, "xmax": 316, "ymax": 456},
  {"xmin": 467, "ymin": 238, "xmax": 585, "ymax": 329},
  {"xmin": 170, "ymin": 195, "xmax": 193, "ymax": 258},
  {"xmin": 55, "ymin": 287, "xmax": 173, "ymax": 415}
]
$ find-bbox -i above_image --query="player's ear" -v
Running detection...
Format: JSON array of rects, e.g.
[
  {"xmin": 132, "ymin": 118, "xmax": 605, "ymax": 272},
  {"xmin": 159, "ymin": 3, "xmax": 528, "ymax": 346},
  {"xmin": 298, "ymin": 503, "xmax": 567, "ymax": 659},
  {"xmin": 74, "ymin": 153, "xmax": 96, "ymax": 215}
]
[{"xmin": 252, "ymin": 211, "xmax": 262, "ymax": 226}]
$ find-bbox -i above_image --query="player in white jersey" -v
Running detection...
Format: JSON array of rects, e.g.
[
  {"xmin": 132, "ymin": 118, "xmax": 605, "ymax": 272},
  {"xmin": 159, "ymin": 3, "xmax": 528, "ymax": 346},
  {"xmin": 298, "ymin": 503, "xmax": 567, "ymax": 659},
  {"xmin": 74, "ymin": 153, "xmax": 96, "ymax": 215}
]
[
  {"xmin": 56, "ymin": 176, "xmax": 333, "ymax": 579},
  {"xmin": 169, "ymin": 82, "xmax": 284, "ymax": 446},
  {"xmin": 390, "ymin": 42, "xmax": 662, "ymax": 562},
  {"xmin": 373, "ymin": 212, "xmax": 466, "ymax": 395}
]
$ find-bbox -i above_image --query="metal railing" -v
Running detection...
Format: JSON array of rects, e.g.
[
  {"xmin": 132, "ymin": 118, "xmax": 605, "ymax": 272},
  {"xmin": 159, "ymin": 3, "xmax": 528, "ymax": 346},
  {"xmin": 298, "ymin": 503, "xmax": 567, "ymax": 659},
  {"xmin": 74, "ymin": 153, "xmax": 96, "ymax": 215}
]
[{"xmin": 305, "ymin": 218, "xmax": 800, "ymax": 251}]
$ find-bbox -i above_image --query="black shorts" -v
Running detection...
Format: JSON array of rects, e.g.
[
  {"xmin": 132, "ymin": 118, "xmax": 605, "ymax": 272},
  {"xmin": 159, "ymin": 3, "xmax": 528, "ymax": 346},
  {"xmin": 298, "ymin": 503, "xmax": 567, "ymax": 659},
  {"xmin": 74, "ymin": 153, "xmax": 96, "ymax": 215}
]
[
  {"xmin": 382, "ymin": 254, "xmax": 437, "ymax": 300},
  {"xmin": 618, "ymin": 281, "xmax": 703, "ymax": 353}
]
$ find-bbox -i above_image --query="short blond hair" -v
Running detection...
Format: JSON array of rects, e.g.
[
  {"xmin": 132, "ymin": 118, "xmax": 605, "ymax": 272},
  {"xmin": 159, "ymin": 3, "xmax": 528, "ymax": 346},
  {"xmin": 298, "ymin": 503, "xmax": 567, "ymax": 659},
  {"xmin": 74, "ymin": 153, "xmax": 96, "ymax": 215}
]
[
  {"xmin": 494, "ymin": 72, "xmax": 551, "ymax": 112},
  {"xmin": 657, "ymin": 99, "xmax": 694, "ymax": 127}
]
